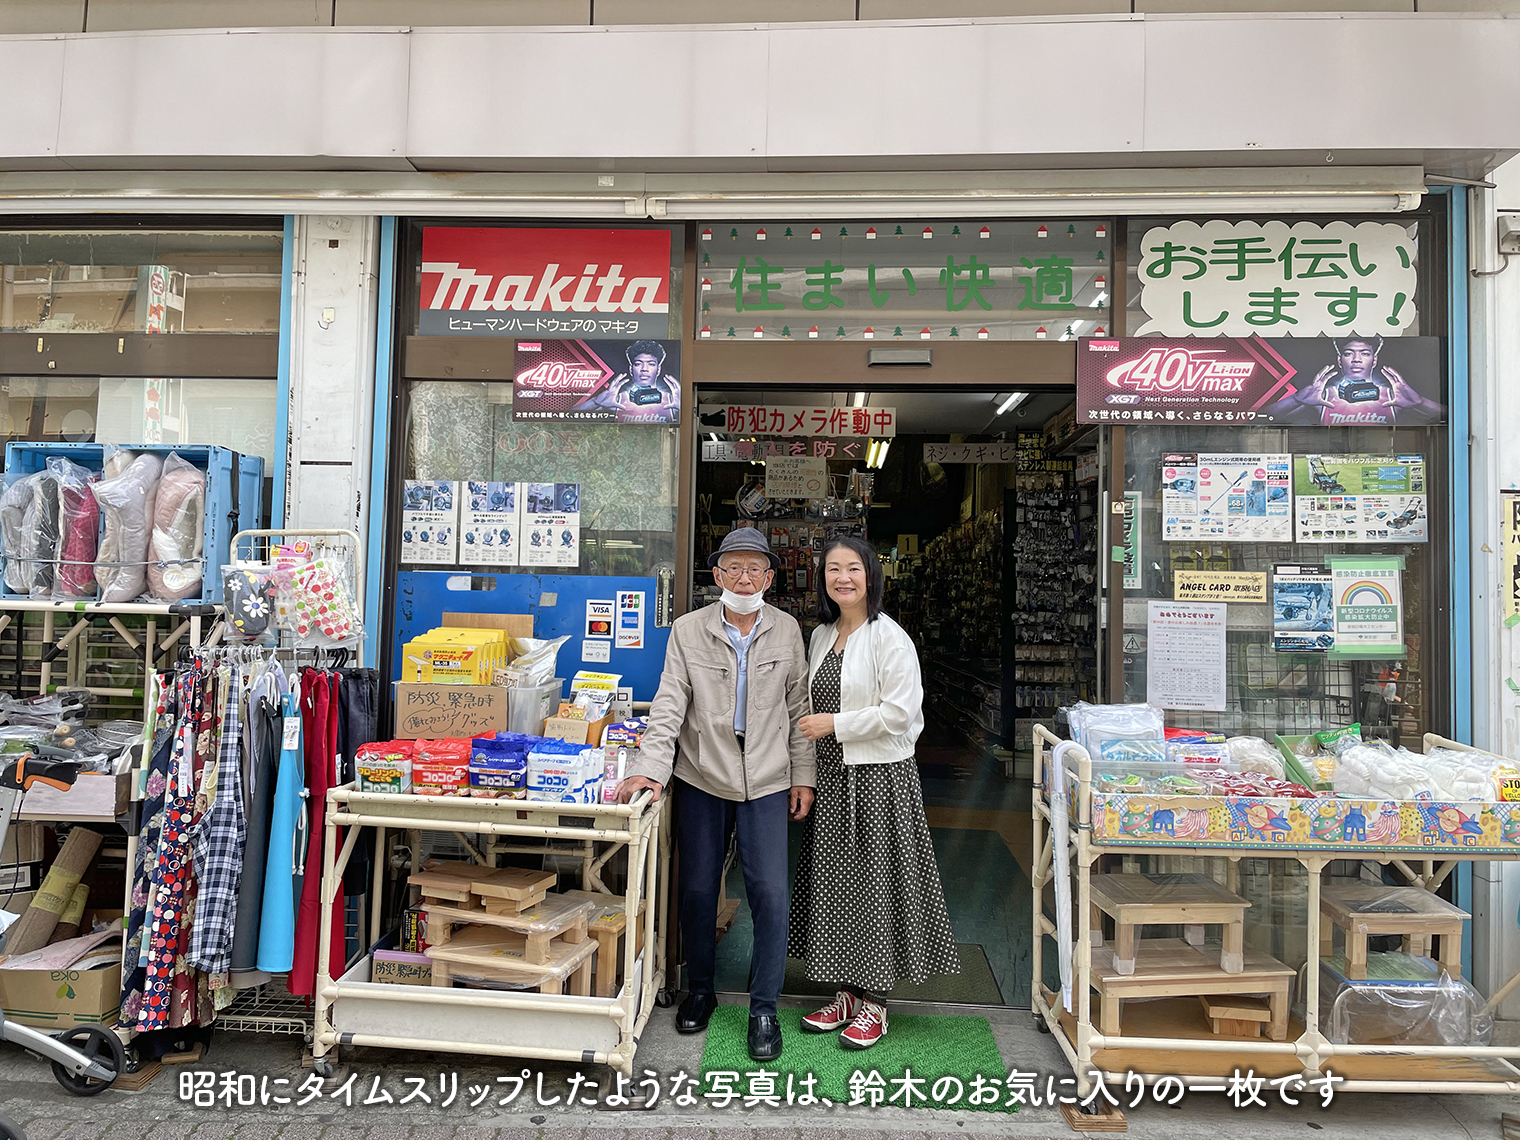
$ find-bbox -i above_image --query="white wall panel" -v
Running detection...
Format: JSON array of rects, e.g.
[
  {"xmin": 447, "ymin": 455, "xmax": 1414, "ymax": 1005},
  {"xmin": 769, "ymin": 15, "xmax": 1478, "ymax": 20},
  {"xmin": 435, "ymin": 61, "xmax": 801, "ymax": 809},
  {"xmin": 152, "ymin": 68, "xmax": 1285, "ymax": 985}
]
[
  {"xmin": 1143, "ymin": 17, "xmax": 1520, "ymax": 154},
  {"xmin": 406, "ymin": 27, "xmax": 768, "ymax": 163},
  {"xmin": 765, "ymin": 21, "xmax": 1146, "ymax": 160},
  {"xmin": 0, "ymin": 18, "xmax": 1513, "ymax": 172},
  {"xmin": 0, "ymin": 36, "xmax": 67, "ymax": 167},
  {"xmin": 55, "ymin": 29, "xmax": 410, "ymax": 165}
]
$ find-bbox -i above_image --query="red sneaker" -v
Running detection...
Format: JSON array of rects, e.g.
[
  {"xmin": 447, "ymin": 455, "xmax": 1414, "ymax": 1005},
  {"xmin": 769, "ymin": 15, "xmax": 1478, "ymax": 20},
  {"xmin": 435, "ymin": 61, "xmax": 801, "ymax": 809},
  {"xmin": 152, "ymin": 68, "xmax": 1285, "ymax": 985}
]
[
  {"xmin": 801, "ymin": 990, "xmax": 860, "ymax": 1033},
  {"xmin": 839, "ymin": 1000, "xmax": 888, "ymax": 1049}
]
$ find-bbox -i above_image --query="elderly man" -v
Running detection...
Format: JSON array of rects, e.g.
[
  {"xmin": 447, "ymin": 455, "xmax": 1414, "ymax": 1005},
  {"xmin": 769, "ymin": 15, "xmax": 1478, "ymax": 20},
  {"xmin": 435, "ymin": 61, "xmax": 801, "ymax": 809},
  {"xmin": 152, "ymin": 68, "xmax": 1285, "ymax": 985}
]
[{"xmin": 620, "ymin": 528, "xmax": 814, "ymax": 1060}]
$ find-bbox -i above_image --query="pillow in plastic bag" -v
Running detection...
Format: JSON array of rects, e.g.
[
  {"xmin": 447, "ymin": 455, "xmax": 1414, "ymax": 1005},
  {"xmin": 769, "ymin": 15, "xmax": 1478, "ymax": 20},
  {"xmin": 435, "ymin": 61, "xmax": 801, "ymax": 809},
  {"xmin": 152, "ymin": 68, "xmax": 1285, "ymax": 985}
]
[
  {"xmin": 92, "ymin": 452, "xmax": 164, "ymax": 603},
  {"xmin": 146, "ymin": 453, "xmax": 206, "ymax": 602}
]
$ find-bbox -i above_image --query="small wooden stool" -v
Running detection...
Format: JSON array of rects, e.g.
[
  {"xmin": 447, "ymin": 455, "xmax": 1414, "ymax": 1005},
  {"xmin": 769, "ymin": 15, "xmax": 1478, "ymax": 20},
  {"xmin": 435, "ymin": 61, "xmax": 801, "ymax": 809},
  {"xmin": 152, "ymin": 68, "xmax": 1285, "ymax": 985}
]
[
  {"xmin": 1090, "ymin": 872, "xmax": 1251, "ymax": 976},
  {"xmin": 1319, "ymin": 882, "xmax": 1468, "ymax": 981},
  {"xmin": 424, "ymin": 922, "xmax": 595, "ymax": 995},
  {"xmin": 1091, "ymin": 938, "xmax": 1294, "ymax": 1041},
  {"xmin": 564, "ymin": 889, "xmax": 647, "ymax": 998},
  {"xmin": 1199, "ymin": 994, "xmax": 1273, "ymax": 1038}
]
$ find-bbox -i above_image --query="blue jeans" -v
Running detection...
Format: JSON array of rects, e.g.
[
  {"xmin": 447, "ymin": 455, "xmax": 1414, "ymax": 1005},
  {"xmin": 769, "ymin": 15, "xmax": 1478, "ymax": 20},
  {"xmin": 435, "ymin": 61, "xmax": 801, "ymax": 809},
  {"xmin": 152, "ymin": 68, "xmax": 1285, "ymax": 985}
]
[{"xmin": 675, "ymin": 777, "xmax": 789, "ymax": 1017}]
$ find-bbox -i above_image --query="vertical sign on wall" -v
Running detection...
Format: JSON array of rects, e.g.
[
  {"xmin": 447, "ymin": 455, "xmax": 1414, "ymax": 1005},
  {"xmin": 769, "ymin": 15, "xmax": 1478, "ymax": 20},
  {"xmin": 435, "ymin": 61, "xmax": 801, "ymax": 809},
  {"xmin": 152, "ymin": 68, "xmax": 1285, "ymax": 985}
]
[{"xmin": 1503, "ymin": 491, "xmax": 1520, "ymax": 628}]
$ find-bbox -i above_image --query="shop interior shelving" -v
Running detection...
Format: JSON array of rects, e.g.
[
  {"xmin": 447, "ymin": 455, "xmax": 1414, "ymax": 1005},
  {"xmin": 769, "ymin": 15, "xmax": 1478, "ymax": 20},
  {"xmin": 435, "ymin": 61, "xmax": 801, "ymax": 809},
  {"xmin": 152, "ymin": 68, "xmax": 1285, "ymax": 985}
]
[{"xmin": 1031, "ymin": 725, "xmax": 1520, "ymax": 1098}]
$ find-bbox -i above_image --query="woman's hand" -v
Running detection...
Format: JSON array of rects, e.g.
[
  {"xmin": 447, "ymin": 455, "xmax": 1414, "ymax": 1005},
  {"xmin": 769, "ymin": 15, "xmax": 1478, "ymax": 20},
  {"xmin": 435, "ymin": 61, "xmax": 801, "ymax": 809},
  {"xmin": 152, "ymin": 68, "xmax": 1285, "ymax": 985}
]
[{"xmin": 798, "ymin": 713, "xmax": 835, "ymax": 741}]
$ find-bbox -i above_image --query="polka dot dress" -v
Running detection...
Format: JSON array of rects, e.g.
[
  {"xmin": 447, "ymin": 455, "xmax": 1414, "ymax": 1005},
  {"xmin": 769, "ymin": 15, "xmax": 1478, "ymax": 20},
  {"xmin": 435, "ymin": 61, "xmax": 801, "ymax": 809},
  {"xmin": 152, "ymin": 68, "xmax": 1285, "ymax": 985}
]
[{"xmin": 788, "ymin": 648, "xmax": 961, "ymax": 994}]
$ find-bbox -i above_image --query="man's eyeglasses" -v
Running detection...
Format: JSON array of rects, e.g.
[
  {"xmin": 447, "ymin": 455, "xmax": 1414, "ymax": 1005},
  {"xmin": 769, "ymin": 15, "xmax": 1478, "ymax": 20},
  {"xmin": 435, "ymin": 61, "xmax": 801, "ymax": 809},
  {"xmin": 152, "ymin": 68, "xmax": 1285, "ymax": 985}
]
[{"xmin": 717, "ymin": 565, "xmax": 771, "ymax": 582}]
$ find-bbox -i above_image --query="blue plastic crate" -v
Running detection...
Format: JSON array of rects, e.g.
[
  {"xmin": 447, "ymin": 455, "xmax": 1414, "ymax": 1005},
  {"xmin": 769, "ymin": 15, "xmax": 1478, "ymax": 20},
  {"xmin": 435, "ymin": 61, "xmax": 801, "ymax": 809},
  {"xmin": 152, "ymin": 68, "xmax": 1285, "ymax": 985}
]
[{"xmin": 2, "ymin": 442, "xmax": 265, "ymax": 606}]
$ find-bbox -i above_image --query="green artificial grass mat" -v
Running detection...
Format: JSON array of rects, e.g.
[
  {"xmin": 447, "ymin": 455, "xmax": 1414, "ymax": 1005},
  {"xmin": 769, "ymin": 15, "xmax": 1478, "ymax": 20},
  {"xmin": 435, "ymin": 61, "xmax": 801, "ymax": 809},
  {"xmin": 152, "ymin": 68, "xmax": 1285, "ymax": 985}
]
[
  {"xmin": 698, "ymin": 1003, "xmax": 1013, "ymax": 1113},
  {"xmin": 781, "ymin": 942, "xmax": 1004, "ymax": 1005}
]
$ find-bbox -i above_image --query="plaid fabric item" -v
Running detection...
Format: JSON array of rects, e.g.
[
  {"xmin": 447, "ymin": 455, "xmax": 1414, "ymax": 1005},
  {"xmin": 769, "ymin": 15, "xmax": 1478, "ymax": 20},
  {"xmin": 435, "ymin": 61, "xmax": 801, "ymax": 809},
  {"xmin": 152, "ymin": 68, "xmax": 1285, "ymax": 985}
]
[{"xmin": 188, "ymin": 664, "xmax": 247, "ymax": 974}]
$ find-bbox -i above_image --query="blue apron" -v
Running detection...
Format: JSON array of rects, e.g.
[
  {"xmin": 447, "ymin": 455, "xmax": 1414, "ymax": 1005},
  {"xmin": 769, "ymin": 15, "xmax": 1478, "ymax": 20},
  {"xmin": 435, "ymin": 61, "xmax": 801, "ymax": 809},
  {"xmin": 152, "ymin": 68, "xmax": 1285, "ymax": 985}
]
[{"xmin": 256, "ymin": 689, "xmax": 306, "ymax": 974}]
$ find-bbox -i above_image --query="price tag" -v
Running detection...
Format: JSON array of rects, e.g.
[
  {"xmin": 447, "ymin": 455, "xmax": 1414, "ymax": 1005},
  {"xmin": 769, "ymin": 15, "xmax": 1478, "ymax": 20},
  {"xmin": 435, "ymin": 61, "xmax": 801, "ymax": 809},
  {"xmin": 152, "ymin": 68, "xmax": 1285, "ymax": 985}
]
[{"xmin": 282, "ymin": 717, "xmax": 300, "ymax": 750}]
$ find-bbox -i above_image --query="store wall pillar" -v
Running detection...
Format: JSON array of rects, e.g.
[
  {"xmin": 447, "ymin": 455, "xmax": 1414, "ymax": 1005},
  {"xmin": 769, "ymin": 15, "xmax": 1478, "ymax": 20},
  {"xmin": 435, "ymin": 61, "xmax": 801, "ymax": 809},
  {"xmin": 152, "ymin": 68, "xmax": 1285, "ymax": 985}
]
[
  {"xmin": 282, "ymin": 214, "xmax": 381, "ymax": 567},
  {"xmin": 1472, "ymin": 166, "xmax": 1520, "ymax": 1025}
]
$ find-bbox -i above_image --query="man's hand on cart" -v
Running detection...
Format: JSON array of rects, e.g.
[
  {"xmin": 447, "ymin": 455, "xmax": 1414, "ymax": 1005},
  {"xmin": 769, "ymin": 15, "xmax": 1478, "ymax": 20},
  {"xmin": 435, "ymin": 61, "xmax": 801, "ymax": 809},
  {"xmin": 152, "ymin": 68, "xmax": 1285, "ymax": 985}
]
[{"xmin": 617, "ymin": 775, "xmax": 663, "ymax": 804}]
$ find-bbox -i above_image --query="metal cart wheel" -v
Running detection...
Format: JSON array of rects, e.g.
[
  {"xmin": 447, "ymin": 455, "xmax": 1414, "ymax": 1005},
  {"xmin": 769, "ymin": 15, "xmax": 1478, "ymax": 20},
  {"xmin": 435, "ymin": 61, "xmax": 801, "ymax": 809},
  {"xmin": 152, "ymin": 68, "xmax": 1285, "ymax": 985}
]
[
  {"xmin": 654, "ymin": 988, "xmax": 675, "ymax": 1008},
  {"xmin": 49, "ymin": 1026, "xmax": 125, "ymax": 1096},
  {"xmin": 312, "ymin": 1055, "xmax": 336, "ymax": 1078},
  {"xmin": 1033, "ymin": 1013, "xmax": 1050, "ymax": 1033}
]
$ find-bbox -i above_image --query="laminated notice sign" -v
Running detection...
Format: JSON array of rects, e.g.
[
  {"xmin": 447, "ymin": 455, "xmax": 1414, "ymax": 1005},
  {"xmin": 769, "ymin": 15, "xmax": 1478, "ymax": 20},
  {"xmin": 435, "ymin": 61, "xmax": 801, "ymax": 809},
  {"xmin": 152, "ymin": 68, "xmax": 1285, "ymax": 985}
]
[
  {"xmin": 459, "ymin": 481, "xmax": 520, "ymax": 566},
  {"xmin": 1273, "ymin": 565, "xmax": 1335, "ymax": 653},
  {"xmin": 1146, "ymin": 601, "xmax": 1227, "ymax": 712},
  {"xmin": 521, "ymin": 483, "xmax": 580, "ymax": 567},
  {"xmin": 1161, "ymin": 453, "xmax": 1290, "ymax": 542},
  {"xmin": 1293, "ymin": 455, "xmax": 1427, "ymax": 543},
  {"xmin": 401, "ymin": 481, "xmax": 459, "ymax": 565},
  {"xmin": 1331, "ymin": 557, "xmax": 1404, "ymax": 657}
]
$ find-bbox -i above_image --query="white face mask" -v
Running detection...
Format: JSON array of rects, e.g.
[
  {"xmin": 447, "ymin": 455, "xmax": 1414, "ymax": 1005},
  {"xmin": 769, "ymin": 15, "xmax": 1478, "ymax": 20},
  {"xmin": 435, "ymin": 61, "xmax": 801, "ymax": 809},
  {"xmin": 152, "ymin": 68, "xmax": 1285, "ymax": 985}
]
[{"xmin": 720, "ymin": 588, "xmax": 766, "ymax": 616}]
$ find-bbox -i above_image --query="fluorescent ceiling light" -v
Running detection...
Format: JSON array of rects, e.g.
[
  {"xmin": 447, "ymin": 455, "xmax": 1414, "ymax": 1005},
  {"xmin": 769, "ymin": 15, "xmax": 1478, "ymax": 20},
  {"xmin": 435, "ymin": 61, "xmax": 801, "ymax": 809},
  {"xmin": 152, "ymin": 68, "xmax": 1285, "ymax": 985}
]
[
  {"xmin": 996, "ymin": 393, "xmax": 1028, "ymax": 415},
  {"xmin": 865, "ymin": 440, "xmax": 881, "ymax": 468},
  {"xmin": 874, "ymin": 440, "xmax": 891, "ymax": 469},
  {"xmin": 851, "ymin": 392, "xmax": 867, "ymax": 408}
]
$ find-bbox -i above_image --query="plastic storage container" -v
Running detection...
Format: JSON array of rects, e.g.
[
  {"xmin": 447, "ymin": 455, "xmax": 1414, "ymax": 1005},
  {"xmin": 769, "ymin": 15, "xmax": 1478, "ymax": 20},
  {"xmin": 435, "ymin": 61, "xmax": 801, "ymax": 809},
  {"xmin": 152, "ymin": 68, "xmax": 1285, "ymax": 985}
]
[
  {"xmin": 2, "ymin": 442, "xmax": 264, "ymax": 605},
  {"xmin": 507, "ymin": 678, "xmax": 564, "ymax": 737}
]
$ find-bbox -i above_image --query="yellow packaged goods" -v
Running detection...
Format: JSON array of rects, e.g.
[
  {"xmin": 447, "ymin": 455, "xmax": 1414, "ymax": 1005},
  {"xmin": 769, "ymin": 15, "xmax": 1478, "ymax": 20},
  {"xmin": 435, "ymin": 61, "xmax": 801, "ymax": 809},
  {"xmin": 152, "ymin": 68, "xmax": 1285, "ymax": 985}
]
[{"xmin": 400, "ymin": 629, "xmax": 507, "ymax": 685}]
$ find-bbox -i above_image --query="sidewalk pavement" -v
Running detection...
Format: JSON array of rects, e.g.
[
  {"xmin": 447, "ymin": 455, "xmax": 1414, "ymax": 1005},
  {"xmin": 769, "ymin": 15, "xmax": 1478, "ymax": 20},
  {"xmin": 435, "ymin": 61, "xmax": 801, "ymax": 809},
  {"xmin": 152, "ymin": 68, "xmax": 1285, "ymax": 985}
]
[{"xmin": 0, "ymin": 994, "xmax": 1510, "ymax": 1140}]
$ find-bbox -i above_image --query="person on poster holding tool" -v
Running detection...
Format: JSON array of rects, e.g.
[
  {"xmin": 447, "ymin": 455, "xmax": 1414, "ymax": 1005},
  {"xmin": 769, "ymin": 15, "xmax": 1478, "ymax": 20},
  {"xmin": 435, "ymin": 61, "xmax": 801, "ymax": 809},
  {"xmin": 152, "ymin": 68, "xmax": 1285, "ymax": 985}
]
[
  {"xmin": 618, "ymin": 527, "xmax": 814, "ymax": 1061},
  {"xmin": 791, "ymin": 536, "xmax": 960, "ymax": 1049},
  {"xmin": 1267, "ymin": 336, "xmax": 1443, "ymax": 426}
]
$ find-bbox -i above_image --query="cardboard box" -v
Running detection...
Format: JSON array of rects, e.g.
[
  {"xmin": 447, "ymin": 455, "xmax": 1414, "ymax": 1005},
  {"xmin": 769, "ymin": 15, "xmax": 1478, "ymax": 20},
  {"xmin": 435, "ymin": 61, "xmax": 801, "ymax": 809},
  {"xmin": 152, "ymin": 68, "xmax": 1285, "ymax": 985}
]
[
  {"xmin": 543, "ymin": 710, "xmax": 613, "ymax": 748},
  {"xmin": 393, "ymin": 683, "xmax": 509, "ymax": 739},
  {"xmin": 371, "ymin": 949, "xmax": 432, "ymax": 986},
  {"xmin": 19, "ymin": 772, "xmax": 129, "ymax": 822},
  {"xmin": 1, "ymin": 821, "xmax": 43, "ymax": 866},
  {"xmin": 0, "ymin": 959, "xmax": 121, "ymax": 1029}
]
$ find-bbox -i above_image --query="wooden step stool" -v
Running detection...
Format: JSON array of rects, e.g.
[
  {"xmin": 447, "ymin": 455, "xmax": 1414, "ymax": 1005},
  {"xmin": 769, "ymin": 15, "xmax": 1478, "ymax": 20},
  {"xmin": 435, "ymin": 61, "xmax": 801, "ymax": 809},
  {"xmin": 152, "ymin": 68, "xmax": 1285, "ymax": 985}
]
[
  {"xmin": 1089, "ymin": 872, "xmax": 1251, "ymax": 976},
  {"xmin": 424, "ymin": 922, "xmax": 596, "ymax": 995},
  {"xmin": 423, "ymin": 893, "xmax": 593, "ymax": 965},
  {"xmin": 1091, "ymin": 938, "xmax": 1294, "ymax": 1041},
  {"xmin": 564, "ymin": 889, "xmax": 647, "ymax": 998},
  {"xmin": 1199, "ymin": 994, "xmax": 1273, "ymax": 1038},
  {"xmin": 1319, "ymin": 882, "xmax": 1468, "ymax": 981}
]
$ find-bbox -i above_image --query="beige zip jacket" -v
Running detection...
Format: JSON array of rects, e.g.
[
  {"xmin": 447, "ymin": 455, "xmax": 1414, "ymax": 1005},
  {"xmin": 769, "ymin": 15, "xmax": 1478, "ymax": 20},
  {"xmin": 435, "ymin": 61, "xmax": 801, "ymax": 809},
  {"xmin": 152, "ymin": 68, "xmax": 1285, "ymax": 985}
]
[{"xmin": 631, "ymin": 602, "xmax": 815, "ymax": 802}]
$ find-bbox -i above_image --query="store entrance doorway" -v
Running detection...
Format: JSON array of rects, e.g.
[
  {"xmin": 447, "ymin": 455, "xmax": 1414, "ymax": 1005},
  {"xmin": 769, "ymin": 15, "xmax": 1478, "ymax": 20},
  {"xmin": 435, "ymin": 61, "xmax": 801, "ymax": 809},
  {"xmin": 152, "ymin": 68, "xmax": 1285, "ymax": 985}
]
[{"xmin": 694, "ymin": 385, "xmax": 1102, "ymax": 1009}]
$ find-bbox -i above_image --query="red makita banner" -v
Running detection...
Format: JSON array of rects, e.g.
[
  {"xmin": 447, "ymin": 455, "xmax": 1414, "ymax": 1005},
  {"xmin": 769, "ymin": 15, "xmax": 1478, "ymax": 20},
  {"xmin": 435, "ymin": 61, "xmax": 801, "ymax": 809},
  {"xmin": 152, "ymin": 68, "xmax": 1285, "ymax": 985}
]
[
  {"xmin": 420, "ymin": 227, "xmax": 672, "ymax": 338},
  {"xmin": 1076, "ymin": 336, "xmax": 1444, "ymax": 427}
]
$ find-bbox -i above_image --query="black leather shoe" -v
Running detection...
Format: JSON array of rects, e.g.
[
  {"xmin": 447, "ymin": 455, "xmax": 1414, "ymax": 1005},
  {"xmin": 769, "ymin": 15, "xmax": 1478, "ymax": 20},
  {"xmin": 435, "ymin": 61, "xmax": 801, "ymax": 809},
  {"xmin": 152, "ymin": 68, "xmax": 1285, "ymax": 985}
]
[
  {"xmin": 748, "ymin": 1014, "xmax": 783, "ymax": 1061},
  {"xmin": 675, "ymin": 991, "xmax": 717, "ymax": 1033}
]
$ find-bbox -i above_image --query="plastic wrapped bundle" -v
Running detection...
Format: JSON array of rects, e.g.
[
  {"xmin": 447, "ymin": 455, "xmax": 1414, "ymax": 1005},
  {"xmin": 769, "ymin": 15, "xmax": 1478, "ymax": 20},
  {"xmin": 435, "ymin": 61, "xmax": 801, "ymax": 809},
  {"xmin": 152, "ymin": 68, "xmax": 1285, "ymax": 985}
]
[
  {"xmin": 146, "ymin": 453, "xmax": 206, "ymax": 601},
  {"xmin": 22, "ymin": 472, "xmax": 60, "ymax": 598},
  {"xmin": 0, "ymin": 474, "xmax": 35, "ymax": 593},
  {"xmin": 92, "ymin": 452, "xmax": 163, "ymax": 603},
  {"xmin": 49, "ymin": 457, "xmax": 100, "ymax": 598}
]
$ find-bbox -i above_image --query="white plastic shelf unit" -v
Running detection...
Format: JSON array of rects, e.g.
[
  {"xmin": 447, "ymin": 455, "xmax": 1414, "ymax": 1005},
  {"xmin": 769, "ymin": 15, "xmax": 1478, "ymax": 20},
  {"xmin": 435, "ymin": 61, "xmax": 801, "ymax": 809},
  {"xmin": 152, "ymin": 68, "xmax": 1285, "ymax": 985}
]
[
  {"xmin": 0, "ymin": 597, "xmax": 220, "ymax": 722},
  {"xmin": 1031, "ymin": 725, "xmax": 1520, "ymax": 1098},
  {"xmin": 313, "ymin": 787, "xmax": 670, "ymax": 1078}
]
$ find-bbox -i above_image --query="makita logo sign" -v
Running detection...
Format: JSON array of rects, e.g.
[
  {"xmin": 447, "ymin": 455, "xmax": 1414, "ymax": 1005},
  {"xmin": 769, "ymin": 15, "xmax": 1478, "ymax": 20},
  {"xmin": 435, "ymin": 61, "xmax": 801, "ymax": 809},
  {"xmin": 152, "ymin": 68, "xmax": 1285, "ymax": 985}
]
[
  {"xmin": 1106, "ymin": 347, "xmax": 1257, "ymax": 394},
  {"xmin": 420, "ymin": 227, "xmax": 671, "ymax": 315}
]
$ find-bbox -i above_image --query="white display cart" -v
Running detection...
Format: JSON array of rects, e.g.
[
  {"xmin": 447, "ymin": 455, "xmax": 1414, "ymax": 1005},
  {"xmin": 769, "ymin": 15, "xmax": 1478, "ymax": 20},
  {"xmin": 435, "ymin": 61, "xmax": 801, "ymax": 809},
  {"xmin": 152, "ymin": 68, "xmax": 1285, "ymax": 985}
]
[
  {"xmin": 1032, "ymin": 725, "xmax": 1520, "ymax": 1098},
  {"xmin": 312, "ymin": 787, "xmax": 670, "ymax": 1078}
]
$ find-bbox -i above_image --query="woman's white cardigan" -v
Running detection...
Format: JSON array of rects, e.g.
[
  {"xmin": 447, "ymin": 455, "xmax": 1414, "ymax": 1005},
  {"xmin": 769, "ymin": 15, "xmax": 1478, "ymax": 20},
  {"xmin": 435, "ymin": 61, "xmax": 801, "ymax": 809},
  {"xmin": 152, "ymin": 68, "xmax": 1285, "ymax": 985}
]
[{"xmin": 807, "ymin": 612, "xmax": 925, "ymax": 765}]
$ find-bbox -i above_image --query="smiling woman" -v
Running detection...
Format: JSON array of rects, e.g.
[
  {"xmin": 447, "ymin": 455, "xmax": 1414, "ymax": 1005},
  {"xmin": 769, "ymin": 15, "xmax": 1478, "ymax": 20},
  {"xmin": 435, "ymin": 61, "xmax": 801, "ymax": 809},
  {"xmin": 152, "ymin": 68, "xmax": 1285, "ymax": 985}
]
[{"xmin": 789, "ymin": 533, "xmax": 960, "ymax": 1050}]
